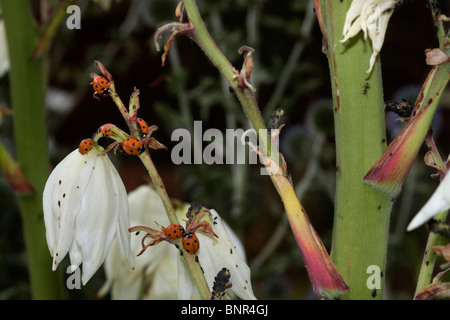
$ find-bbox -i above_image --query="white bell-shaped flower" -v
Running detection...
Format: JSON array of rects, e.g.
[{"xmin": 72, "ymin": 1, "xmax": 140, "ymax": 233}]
[
  {"xmin": 178, "ymin": 209, "xmax": 256, "ymax": 300},
  {"xmin": 100, "ymin": 185, "xmax": 255, "ymax": 300},
  {"xmin": 43, "ymin": 146, "xmax": 132, "ymax": 285},
  {"xmin": 407, "ymin": 172, "xmax": 450, "ymax": 231},
  {"xmin": 100, "ymin": 185, "xmax": 180, "ymax": 299}
]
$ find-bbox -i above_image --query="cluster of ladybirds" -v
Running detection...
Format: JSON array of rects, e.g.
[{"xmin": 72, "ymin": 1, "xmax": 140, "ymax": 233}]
[
  {"xmin": 164, "ymin": 223, "xmax": 200, "ymax": 254},
  {"xmin": 78, "ymin": 75, "xmax": 150, "ymax": 156}
]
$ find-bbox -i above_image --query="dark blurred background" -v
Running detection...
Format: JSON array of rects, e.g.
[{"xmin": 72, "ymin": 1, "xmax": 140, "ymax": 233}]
[{"xmin": 0, "ymin": 0, "xmax": 449, "ymax": 299}]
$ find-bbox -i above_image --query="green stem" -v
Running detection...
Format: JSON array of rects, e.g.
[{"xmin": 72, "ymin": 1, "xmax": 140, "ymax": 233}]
[
  {"xmin": 137, "ymin": 150, "xmax": 210, "ymax": 299},
  {"xmin": 320, "ymin": 1, "xmax": 392, "ymax": 299},
  {"xmin": 412, "ymin": 0, "xmax": 450, "ymax": 298},
  {"xmin": 183, "ymin": 0, "xmax": 266, "ymax": 134},
  {"xmin": 413, "ymin": 211, "xmax": 447, "ymax": 299},
  {"xmin": 183, "ymin": 0, "xmax": 349, "ymax": 299},
  {"xmin": 1, "ymin": 0, "xmax": 64, "ymax": 299},
  {"xmin": 105, "ymin": 76, "xmax": 211, "ymax": 299}
]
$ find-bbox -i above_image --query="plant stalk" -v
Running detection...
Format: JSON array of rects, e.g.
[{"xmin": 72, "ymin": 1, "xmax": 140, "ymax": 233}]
[
  {"xmin": 1, "ymin": 0, "xmax": 64, "ymax": 299},
  {"xmin": 320, "ymin": 1, "xmax": 393, "ymax": 299},
  {"xmin": 183, "ymin": 0, "xmax": 349, "ymax": 299}
]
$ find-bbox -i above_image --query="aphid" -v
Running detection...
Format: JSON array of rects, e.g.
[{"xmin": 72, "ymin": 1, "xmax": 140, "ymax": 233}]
[
  {"xmin": 78, "ymin": 138, "xmax": 94, "ymax": 155},
  {"xmin": 363, "ymin": 82, "xmax": 370, "ymax": 95}
]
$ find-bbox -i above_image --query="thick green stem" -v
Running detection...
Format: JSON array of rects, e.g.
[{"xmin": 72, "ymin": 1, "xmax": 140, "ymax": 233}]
[
  {"xmin": 1, "ymin": 0, "xmax": 64, "ymax": 299},
  {"xmin": 321, "ymin": 1, "xmax": 392, "ymax": 299}
]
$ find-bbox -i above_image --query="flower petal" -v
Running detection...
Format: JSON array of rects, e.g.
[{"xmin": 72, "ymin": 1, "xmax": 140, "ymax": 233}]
[
  {"xmin": 197, "ymin": 210, "xmax": 256, "ymax": 300},
  {"xmin": 43, "ymin": 149, "xmax": 97, "ymax": 269},
  {"xmin": 407, "ymin": 173, "xmax": 450, "ymax": 231},
  {"xmin": 75, "ymin": 154, "xmax": 121, "ymax": 285}
]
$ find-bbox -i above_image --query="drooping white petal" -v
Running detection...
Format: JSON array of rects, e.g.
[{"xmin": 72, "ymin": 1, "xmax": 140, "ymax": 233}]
[
  {"xmin": 76, "ymin": 154, "xmax": 120, "ymax": 285},
  {"xmin": 43, "ymin": 149, "xmax": 97, "ymax": 270},
  {"xmin": 177, "ymin": 254, "xmax": 196, "ymax": 300},
  {"xmin": 197, "ymin": 210, "xmax": 256, "ymax": 300},
  {"xmin": 407, "ymin": 173, "xmax": 450, "ymax": 231},
  {"xmin": 104, "ymin": 154, "xmax": 132, "ymax": 267},
  {"xmin": 100, "ymin": 185, "xmax": 177, "ymax": 299},
  {"xmin": 342, "ymin": 0, "xmax": 365, "ymax": 38},
  {"xmin": 144, "ymin": 243, "xmax": 179, "ymax": 300},
  {"xmin": 341, "ymin": 0, "xmax": 400, "ymax": 73}
]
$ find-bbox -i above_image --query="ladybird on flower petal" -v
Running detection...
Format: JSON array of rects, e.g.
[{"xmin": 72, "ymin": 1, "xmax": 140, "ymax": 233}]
[
  {"xmin": 164, "ymin": 224, "xmax": 185, "ymax": 239},
  {"xmin": 182, "ymin": 232, "xmax": 199, "ymax": 254},
  {"xmin": 78, "ymin": 139, "xmax": 94, "ymax": 155}
]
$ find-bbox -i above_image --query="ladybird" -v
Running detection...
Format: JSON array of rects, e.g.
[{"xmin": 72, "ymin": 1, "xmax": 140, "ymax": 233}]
[
  {"xmin": 164, "ymin": 224, "xmax": 185, "ymax": 239},
  {"xmin": 182, "ymin": 232, "xmax": 199, "ymax": 254},
  {"xmin": 78, "ymin": 138, "xmax": 94, "ymax": 155},
  {"xmin": 92, "ymin": 76, "xmax": 110, "ymax": 99},
  {"xmin": 137, "ymin": 118, "xmax": 149, "ymax": 138},
  {"xmin": 98, "ymin": 123, "xmax": 116, "ymax": 136},
  {"xmin": 120, "ymin": 137, "xmax": 144, "ymax": 155}
]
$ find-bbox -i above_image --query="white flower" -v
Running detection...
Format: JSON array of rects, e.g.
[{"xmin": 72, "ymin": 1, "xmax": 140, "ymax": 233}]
[
  {"xmin": 100, "ymin": 185, "xmax": 180, "ymax": 300},
  {"xmin": 341, "ymin": 0, "xmax": 402, "ymax": 73},
  {"xmin": 100, "ymin": 185, "xmax": 255, "ymax": 300},
  {"xmin": 179, "ymin": 209, "xmax": 256, "ymax": 300},
  {"xmin": 43, "ymin": 146, "xmax": 132, "ymax": 285},
  {"xmin": 407, "ymin": 172, "xmax": 450, "ymax": 231}
]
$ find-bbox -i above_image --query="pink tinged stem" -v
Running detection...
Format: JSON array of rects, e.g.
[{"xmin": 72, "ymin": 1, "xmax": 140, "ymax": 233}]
[
  {"xmin": 364, "ymin": 66, "xmax": 450, "ymax": 197},
  {"xmin": 272, "ymin": 174, "xmax": 349, "ymax": 299},
  {"xmin": 0, "ymin": 142, "xmax": 34, "ymax": 194}
]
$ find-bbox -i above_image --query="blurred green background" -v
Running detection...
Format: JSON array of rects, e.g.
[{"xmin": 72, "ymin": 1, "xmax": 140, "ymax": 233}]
[{"xmin": 0, "ymin": 0, "xmax": 449, "ymax": 299}]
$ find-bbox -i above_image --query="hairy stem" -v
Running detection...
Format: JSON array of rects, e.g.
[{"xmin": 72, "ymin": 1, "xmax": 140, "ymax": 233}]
[{"xmin": 320, "ymin": 1, "xmax": 392, "ymax": 299}]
